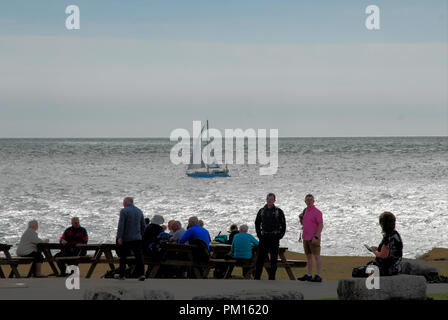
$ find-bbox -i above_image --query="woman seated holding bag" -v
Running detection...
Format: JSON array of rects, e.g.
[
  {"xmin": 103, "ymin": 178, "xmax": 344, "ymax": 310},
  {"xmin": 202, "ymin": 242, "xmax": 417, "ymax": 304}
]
[{"xmin": 353, "ymin": 211, "xmax": 403, "ymax": 277}]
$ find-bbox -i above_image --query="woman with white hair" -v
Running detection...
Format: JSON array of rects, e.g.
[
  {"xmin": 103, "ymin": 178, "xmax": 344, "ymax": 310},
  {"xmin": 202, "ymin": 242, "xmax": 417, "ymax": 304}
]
[
  {"xmin": 231, "ymin": 224, "xmax": 259, "ymax": 277},
  {"xmin": 16, "ymin": 220, "xmax": 49, "ymax": 277}
]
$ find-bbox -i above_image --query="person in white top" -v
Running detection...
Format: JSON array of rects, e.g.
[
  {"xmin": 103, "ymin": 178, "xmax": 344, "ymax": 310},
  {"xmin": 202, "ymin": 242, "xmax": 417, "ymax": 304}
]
[{"xmin": 16, "ymin": 220, "xmax": 49, "ymax": 277}]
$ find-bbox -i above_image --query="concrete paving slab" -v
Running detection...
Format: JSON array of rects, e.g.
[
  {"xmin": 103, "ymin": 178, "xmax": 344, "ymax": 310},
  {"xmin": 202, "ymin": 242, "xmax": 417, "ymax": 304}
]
[
  {"xmin": 0, "ymin": 279, "xmax": 446, "ymax": 300},
  {"xmin": 0, "ymin": 278, "xmax": 338, "ymax": 300}
]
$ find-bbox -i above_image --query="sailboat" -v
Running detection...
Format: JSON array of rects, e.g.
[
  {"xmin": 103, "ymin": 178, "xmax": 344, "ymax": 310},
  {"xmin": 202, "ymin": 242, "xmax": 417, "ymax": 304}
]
[{"xmin": 186, "ymin": 120, "xmax": 230, "ymax": 178}]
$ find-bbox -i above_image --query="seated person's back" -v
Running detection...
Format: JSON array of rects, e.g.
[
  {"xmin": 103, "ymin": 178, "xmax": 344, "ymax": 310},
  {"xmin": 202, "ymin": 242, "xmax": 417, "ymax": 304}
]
[
  {"xmin": 231, "ymin": 225, "xmax": 259, "ymax": 259},
  {"xmin": 143, "ymin": 224, "xmax": 163, "ymax": 251},
  {"xmin": 179, "ymin": 216, "xmax": 210, "ymax": 250},
  {"xmin": 143, "ymin": 215, "xmax": 165, "ymax": 252},
  {"xmin": 226, "ymin": 224, "xmax": 239, "ymax": 244}
]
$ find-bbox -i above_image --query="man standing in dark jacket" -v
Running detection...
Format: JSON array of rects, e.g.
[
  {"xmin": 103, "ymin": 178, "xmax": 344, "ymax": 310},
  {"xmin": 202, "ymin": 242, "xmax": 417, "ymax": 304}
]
[
  {"xmin": 116, "ymin": 197, "xmax": 146, "ymax": 281},
  {"xmin": 254, "ymin": 193, "xmax": 286, "ymax": 280}
]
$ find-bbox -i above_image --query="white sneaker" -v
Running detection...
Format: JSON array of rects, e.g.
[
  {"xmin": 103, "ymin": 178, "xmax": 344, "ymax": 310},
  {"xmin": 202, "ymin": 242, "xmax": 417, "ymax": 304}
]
[{"xmin": 138, "ymin": 275, "xmax": 146, "ymax": 281}]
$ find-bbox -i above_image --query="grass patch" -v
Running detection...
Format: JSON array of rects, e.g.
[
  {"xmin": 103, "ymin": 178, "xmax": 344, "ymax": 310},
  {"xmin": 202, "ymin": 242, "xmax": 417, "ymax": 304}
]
[
  {"xmin": 427, "ymin": 293, "xmax": 448, "ymax": 300},
  {"xmin": 4, "ymin": 247, "xmax": 446, "ymax": 281}
]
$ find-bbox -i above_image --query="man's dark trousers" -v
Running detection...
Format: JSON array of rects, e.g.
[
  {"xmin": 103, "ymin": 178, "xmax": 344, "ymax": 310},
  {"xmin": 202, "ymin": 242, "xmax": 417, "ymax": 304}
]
[
  {"xmin": 118, "ymin": 240, "xmax": 145, "ymax": 278},
  {"xmin": 54, "ymin": 246, "xmax": 85, "ymax": 275},
  {"xmin": 254, "ymin": 237, "xmax": 279, "ymax": 280}
]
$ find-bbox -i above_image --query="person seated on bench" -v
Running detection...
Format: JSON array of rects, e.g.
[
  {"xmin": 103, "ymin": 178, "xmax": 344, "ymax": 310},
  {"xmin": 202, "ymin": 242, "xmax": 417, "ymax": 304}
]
[
  {"xmin": 231, "ymin": 224, "xmax": 259, "ymax": 277},
  {"xmin": 169, "ymin": 221, "xmax": 186, "ymax": 243},
  {"xmin": 226, "ymin": 224, "xmax": 239, "ymax": 245},
  {"xmin": 179, "ymin": 216, "xmax": 211, "ymax": 250},
  {"xmin": 167, "ymin": 220, "xmax": 176, "ymax": 236},
  {"xmin": 143, "ymin": 215, "xmax": 164, "ymax": 256},
  {"xmin": 155, "ymin": 221, "xmax": 185, "ymax": 278},
  {"xmin": 371, "ymin": 211, "xmax": 403, "ymax": 276},
  {"xmin": 179, "ymin": 216, "xmax": 211, "ymax": 278},
  {"xmin": 353, "ymin": 211, "xmax": 403, "ymax": 277},
  {"xmin": 54, "ymin": 217, "xmax": 88, "ymax": 276},
  {"xmin": 16, "ymin": 220, "xmax": 49, "ymax": 278}
]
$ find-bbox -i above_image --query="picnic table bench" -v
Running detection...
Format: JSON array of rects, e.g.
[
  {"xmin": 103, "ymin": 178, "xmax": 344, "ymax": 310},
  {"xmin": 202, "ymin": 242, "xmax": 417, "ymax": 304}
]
[
  {"xmin": 206, "ymin": 243, "xmax": 306, "ymax": 280},
  {"xmin": 0, "ymin": 243, "xmax": 36, "ymax": 278},
  {"xmin": 37, "ymin": 243, "xmax": 110, "ymax": 277},
  {"xmin": 37, "ymin": 243, "xmax": 207, "ymax": 279},
  {"xmin": 2, "ymin": 242, "xmax": 306, "ymax": 280},
  {"xmin": 90, "ymin": 243, "xmax": 209, "ymax": 279}
]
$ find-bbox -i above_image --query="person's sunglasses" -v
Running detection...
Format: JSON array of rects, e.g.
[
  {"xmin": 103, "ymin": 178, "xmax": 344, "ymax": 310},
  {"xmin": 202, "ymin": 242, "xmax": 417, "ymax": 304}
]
[{"xmin": 266, "ymin": 197, "xmax": 274, "ymax": 200}]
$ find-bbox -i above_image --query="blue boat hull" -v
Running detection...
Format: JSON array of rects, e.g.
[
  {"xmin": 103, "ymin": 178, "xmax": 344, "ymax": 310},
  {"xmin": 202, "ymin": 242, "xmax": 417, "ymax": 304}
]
[{"xmin": 187, "ymin": 173, "xmax": 230, "ymax": 178}]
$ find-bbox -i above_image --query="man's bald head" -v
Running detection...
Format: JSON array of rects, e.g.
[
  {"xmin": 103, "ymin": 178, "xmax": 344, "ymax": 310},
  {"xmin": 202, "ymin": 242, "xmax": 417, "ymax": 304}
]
[{"xmin": 123, "ymin": 197, "xmax": 134, "ymax": 207}]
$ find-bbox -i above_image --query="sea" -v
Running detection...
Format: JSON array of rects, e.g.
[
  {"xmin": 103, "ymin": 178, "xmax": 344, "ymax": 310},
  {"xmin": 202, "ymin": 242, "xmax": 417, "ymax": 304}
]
[{"xmin": 0, "ymin": 137, "xmax": 447, "ymax": 258}]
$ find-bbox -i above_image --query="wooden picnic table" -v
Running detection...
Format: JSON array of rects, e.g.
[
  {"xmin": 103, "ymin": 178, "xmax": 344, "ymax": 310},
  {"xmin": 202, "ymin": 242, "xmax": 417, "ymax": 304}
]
[
  {"xmin": 36, "ymin": 243, "xmax": 205, "ymax": 279},
  {"xmin": 208, "ymin": 243, "xmax": 306, "ymax": 280},
  {"xmin": 28, "ymin": 242, "xmax": 306, "ymax": 280},
  {"xmin": 209, "ymin": 243, "xmax": 233, "ymax": 257},
  {"xmin": 145, "ymin": 243, "xmax": 205, "ymax": 278},
  {"xmin": 96, "ymin": 243, "xmax": 206, "ymax": 279},
  {"xmin": 37, "ymin": 243, "xmax": 104, "ymax": 277},
  {"xmin": 0, "ymin": 243, "xmax": 36, "ymax": 278},
  {"xmin": 0, "ymin": 244, "xmax": 18, "ymax": 278},
  {"xmin": 0, "ymin": 244, "xmax": 13, "ymax": 278},
  {"xmin": 83, "ymin": 244, "xmax": 117, "ymax": 278}
]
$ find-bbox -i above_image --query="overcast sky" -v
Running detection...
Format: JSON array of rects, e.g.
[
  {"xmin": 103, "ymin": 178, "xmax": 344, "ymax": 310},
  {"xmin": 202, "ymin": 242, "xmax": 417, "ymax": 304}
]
[{"xmin": 0, "ymin": 0, "xmax": 446, "ymax": 137}]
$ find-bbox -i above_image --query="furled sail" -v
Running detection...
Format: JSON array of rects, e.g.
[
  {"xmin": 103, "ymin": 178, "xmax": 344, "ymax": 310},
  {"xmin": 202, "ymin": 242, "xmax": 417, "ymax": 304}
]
[
  {"xmin": 186, "ymin": 120, "xmax": 229, "ymax": 177},
  {"xmin": 188, "ymin": 122, "xmax": 207, "ymax": 169}
]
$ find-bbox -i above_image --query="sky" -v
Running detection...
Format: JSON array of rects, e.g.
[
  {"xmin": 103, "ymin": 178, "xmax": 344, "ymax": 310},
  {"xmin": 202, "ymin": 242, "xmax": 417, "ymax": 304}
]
[{"xmin": 0, "ymin": 0, "xmax": 447, "ymax": 137}]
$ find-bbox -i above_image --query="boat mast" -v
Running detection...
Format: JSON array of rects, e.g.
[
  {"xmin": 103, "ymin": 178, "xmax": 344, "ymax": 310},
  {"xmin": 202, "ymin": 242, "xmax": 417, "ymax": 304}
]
[{"xmin": 206, "ymin": 120, "xmax": 210, "ymax": 173}]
